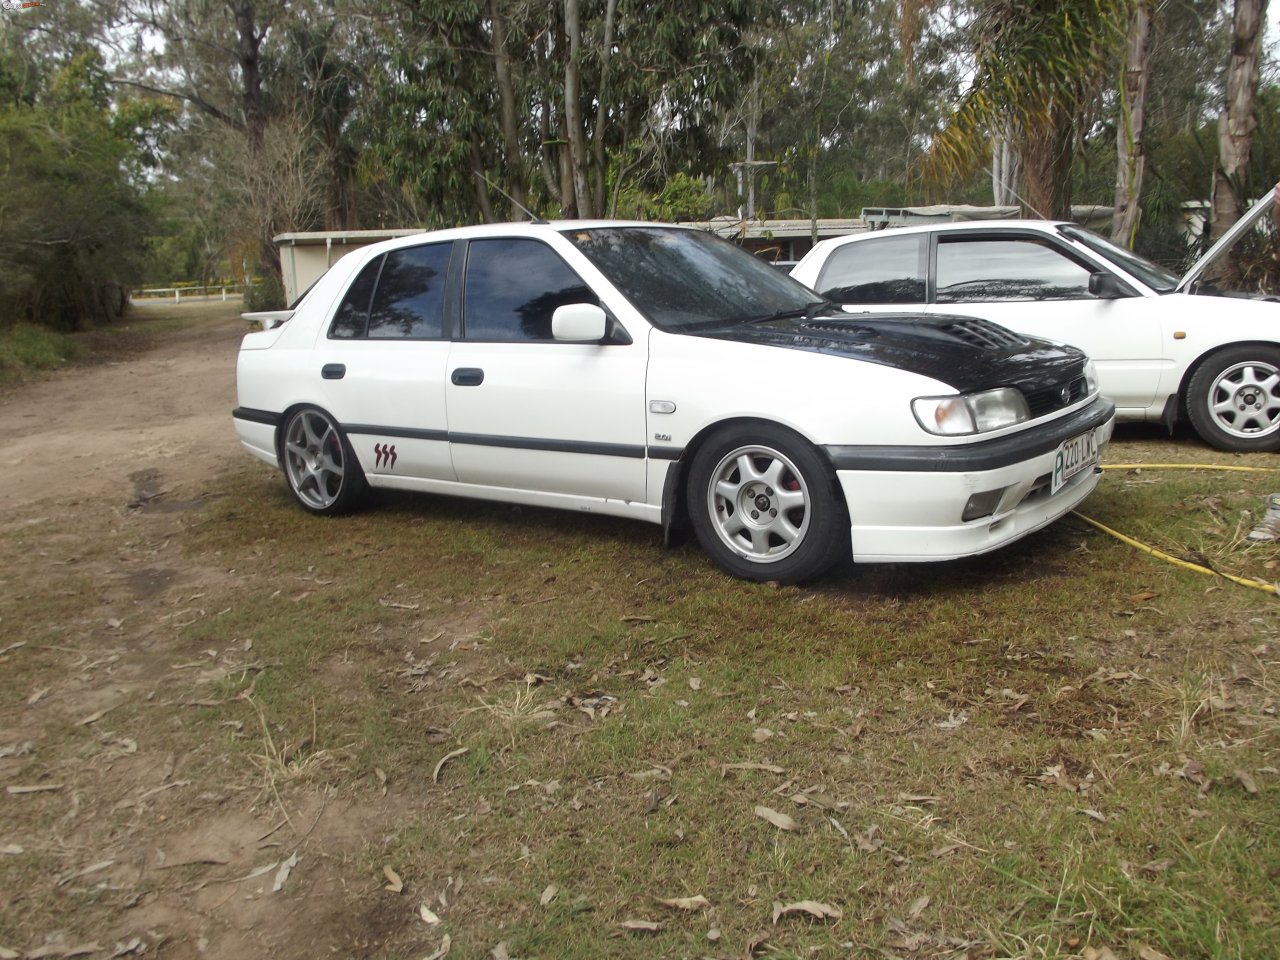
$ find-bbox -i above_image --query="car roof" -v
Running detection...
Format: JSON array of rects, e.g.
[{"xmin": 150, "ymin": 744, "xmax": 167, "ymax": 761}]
[
  {"xmin": 831, "ymin": 220, "xmax": 1071, "ymax": 243},
  {"xmin": 360, "ymin": 219, "xmax": 698, "ymax": 256}
]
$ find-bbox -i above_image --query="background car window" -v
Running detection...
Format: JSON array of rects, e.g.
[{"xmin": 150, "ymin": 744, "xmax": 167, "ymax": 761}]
[
  {"xmin": 815, "ymin": 235, "xmax": 927, "ymax": 304},
  {"xmin": 367, "ymin": 243, "xmax": 451, "ymax": 339},
  {"xmin": 936, "ymin": 237, "xmax": 1095, "ymax": 302},
  {"xmin": 328, "ymin": 256, "xmax": 382, "ymax": 338},
  {"xmin": 463, "ymin": 238, "xmax": 596, "ymax": 341}
]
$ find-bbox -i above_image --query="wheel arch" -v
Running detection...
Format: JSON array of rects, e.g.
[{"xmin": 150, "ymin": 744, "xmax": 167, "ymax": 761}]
[
  {"xmin": 660, "ymin": 416, "xmax": 840, "ymax": 549},
  {"xmin": 273, "ymin": 401, "xmax": 337, "ymax": 468},
  {"xmin": 1176, "ymin": 340, "xmax": 1280, "ymax": 420}
]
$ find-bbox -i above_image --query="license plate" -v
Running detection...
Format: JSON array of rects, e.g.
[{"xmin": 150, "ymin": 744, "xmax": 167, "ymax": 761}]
[{"xmin": 1051, "ymin": 430, "xmax": 1099, "ymax": 495}]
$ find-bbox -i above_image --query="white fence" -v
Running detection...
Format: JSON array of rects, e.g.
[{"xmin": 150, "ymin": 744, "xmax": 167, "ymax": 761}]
[{"xmin": 131, "ymin": 282, "xmax": 259, "ymax": 304}]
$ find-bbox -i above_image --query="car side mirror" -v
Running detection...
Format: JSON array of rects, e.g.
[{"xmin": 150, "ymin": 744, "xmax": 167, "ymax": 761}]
[
  {"xmin": 1088, "ymin": 272, "xmax": 1130, "ymax": 300},
  {"xmin": 552, "ymin": 303, "xmax": 608, "ymax": 342}
]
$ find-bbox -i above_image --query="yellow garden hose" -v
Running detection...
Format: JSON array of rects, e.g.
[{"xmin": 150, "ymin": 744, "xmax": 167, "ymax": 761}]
[
  {"xmin": 1102, "ymin": 463, "xmax": 1280, "ymax": 473},
  {"xmin": 1075, "ymin": 462, "xmax": 1279, "ymax": 595}
]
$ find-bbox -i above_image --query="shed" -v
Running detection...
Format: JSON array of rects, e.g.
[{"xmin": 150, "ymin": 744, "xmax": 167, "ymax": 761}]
[{"xmin": 274, "ymin": 229, "xmax": 424, "ymax": 304}]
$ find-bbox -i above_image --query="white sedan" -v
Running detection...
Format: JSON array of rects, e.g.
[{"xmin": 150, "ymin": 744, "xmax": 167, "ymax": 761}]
[
  {"xmin": 790, "ymin": 192, "xmax": 1280, "ymax": 452},
  {"xmin": 233, "ymin": 222, "xmax": 1114, "ymax": 582}
]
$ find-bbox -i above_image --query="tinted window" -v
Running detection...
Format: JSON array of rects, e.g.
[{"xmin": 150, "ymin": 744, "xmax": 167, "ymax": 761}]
[
  {"xmin": 463, "ymin": 238, "xmax": 596, "ymax": 341},
  {"xmin": 329, "ymin": 257, "xmax": 382, "ymax": 338},
  {"xmin": 936, "ymin": 237, "xmax": 1095, "ymax": 302},
  {"xmin": 368, "ymin": 243, "xmax": 451, "ymax": 339},
  {"xmin": 816, "ymin": 235, "xmax": 926, "ymax": 304}
]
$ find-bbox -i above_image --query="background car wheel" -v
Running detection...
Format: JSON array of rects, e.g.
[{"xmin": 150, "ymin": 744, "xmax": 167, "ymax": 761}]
[
  {"xmin": 687, "ymin": 424, "xmax": 848, "ymax": 583},
  {"xmin": 1186, "ymin": 346, "xmax": 1280, "ymax": 452},
  {"xmin": 280, "ymin": 406, "xmax": 367, "ymax": 515}
]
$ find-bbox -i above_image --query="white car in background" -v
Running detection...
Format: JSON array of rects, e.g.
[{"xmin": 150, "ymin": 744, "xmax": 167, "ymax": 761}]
[
  {"xmin": 790, "ymin": 191, "xmax": 1280, "ymax": 452},
  {"xmin": 234, "ymin": 221, "xmax": 1113, "ymax": 583}
]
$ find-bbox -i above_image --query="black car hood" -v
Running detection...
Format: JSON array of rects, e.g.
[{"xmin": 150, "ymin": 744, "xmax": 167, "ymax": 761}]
[{"xmin": 693, "ymin": 311, "xmax": 1085, "ymax": 394}]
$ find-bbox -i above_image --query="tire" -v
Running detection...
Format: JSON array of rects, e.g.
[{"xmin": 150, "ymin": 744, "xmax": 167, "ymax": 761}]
[
  {"xmin": 1185, "ymin": 345, "xmax": 1280, "ymax": 452},
  {"xmin": 280, "ymin": 406, "xmax": 368, "ymax": 515},
  {"xmin": 686, "ymin": 424, "xmax": 848, "ymax": 583}
]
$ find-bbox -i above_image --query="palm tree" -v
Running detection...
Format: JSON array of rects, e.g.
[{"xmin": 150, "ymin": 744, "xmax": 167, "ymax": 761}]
[{"xmin": 908, "ymin": 0, "xmax": 1128, "ymax": 220}]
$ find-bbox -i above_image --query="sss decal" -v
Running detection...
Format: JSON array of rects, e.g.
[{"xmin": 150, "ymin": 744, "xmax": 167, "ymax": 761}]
[{"xmin": 374, "ymin": 443, "xmax": 398, "ymax": 470}]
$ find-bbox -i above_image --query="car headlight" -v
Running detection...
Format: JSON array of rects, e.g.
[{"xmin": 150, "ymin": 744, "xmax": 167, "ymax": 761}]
[
  {"xmin": 1083, "ymin": 359, "xmax": 1099, "ymax": 396},
  {"xmin": 912, "ymin": 387, "xmax": 1030, "ymax": 436}
]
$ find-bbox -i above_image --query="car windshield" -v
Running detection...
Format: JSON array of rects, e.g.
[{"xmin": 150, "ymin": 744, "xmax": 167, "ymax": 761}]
[
  {"xmin": 564, "ymin": 226, "xmax": 823, "ymax": 331},
  {"xmin": 1058, "ymin": 224, "xmax": 1179, "ymax": 293}
]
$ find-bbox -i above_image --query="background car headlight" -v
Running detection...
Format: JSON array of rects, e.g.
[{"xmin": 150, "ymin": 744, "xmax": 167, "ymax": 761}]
[
  {"xmin": 1083, "ymin": 359, "xmax": 1099, "ymax": 396},
  {"xmin": 912, "ymin": 387, "xmax": 1030, "ymax": 436}
]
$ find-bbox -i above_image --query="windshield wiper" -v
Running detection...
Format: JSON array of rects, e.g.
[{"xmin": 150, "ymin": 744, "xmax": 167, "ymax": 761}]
[{"xmin": 740, "ymin": 300, "xmax": 831, "ymax": 324}]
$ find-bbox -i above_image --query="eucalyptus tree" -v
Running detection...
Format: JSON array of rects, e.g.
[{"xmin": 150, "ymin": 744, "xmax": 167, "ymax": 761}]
[
  {"xmin": 367, "ymin": 0, "xmax": 775, "ymax": 223},
  {"xmin": 1212, "ymin": 0, "xmax": 1269, "ymax": 241}
]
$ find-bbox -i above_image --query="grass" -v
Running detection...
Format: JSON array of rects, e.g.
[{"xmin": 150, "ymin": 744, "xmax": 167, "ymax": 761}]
[
  {"xmin": 162, "ymin": 459, "xmax": 1280, "ymax": 956},
  {"xmin": 0, "ymin": 323, "xmax": 85, "ymax": 383},
  {"xmin": 1, "ymin": 385, "xmax": 1279, "ymax": 955},
  {"xmin": 0, "ymin": 300, "xmax": 235, "ymax": 385}
]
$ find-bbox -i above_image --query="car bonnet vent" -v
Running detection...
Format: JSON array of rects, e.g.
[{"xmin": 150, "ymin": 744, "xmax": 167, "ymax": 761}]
[
  {"xmin": 800, "ymin": 320, "xmax": 879, "ymax": 338},
  {"xmin": 942, "ymin": 318, "xmax": 1029, "ymax": 350}
]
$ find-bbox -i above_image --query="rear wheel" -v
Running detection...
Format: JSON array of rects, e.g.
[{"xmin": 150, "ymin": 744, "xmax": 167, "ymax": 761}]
[
  {"xmin": 1186, "ymin": 346, "xmax": 1280, "ymax": 452},
  {"xmin": 281, "ymin": 406, "xmax": 367, "ymax": 514},
  {"xmin": 687, "ymin": 424, "xmax": 848, "ymax": 583}
]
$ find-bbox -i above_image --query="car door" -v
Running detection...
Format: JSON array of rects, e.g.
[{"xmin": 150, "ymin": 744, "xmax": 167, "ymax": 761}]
[
  {"xmin": 926, "ymin": 231, "xmax": 1163, "ymax": 411},
  {"xmin": 445, "ymin": 235, "xmax": 648, "ymax": 503},
  {"xmin": 316, "ymin": 242, "xmax": 456, "ymax": 481}
]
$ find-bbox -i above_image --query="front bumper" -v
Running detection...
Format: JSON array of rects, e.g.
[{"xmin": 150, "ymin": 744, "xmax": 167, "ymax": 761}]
[{"xmin": 827, "ymin": 397, "xmax": 1114, "ymax": 562}]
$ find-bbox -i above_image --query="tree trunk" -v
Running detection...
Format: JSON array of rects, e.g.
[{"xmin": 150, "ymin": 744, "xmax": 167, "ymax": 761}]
[
  {"xmin": 229, "ymin": 3, "xmax": 281, "ymax": 288},
  {"xmin": 563, "ymin": 0, "xmax": 593, "ymax": 218},
  {"xmin": 991, "ymin": 128, "xmax": 1019, "ymax": 206},
  {"xmin": 489, "ymin": 0, "xmax": 528, "ymax": 220},
  {"xmin": 1211, "ymin": 0, "xmax": 1267, "ymax": 244},
  {"xmin": 590, "ymin": 0, "xmax": 618, "ymax": 219},
  {"xmin": 1019, "ymin": 100, "xmax": 1074, "ymax": 220},
  {"xmin": 1111, "ymin": 0, "xmax": 1153, "ymax": 248}
]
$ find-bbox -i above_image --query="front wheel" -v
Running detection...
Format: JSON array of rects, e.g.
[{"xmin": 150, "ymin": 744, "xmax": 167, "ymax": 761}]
[
  {"xmin": 1186, "ymin": 346, "xmax": 1280, "ymax": 452},
  {"xmin": 687, "ymin": 424, "xmax": 848, "ymax": 583},
  {"xmin": 280, "ymin": 406, "xmax": 367, "ymax": 515}
]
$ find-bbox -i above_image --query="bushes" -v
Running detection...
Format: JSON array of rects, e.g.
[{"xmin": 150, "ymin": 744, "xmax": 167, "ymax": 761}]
[{"xmin": 0, "ymin": 324, "xmax": 85, "ymax": 384}]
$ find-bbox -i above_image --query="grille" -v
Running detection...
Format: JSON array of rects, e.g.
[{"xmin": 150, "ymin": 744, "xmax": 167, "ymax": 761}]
[
  {"xmin": 941, "ymin": 318, "xmax": 1029, "ymax": 350},
  {"xmin": 1025, "ymin": 376, "xmax": 1088, "ymax": 418}
]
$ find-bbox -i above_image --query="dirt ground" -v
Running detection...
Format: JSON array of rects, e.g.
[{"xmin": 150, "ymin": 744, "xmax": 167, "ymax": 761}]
[{"xmin": 0, "ymin": 306, "xmax": 417, "ymax": 959}]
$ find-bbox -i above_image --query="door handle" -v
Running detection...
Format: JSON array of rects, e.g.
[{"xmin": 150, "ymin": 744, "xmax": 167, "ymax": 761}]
[
  {"xmin": 321, "ymin": 363, "xmax": 346, "ymax": 380},
  {"xmin": 451, "ymin": 367, "xmax": 484, "ymax": 386}
]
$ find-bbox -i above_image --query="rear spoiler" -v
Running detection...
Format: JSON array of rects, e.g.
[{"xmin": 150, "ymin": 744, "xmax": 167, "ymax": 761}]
[{"xmin": 241, "ymin": 310, "xmax": 293, "ymax": 330}]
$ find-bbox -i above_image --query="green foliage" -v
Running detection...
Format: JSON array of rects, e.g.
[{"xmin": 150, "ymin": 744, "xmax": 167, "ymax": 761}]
[
  {"xmin": 0, "ymin": 323, "xmax": 85, "ymax": 383},
  {"xmin": 0, "ymin": 46, "xmax": 153, "ymax": 330},
  {"xmin": 244, "ymin": 274, "xmax": 286, "ymax": 312}
]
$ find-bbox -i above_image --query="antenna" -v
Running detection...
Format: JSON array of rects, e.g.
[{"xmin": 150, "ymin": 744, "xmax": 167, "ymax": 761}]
[{"xmin": 473, "ymin": 171, "xmax": 548, "ymax": 225}]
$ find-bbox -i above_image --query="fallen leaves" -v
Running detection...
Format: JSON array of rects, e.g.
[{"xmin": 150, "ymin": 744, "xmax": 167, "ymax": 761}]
[
  {"xmin": 433, "ymin": 747, "xmax": 468, "ymax": 784},
  {"xmin": 754, "ymin": 806, "xmax": 799, "ymax": 832},
  {"xmin": 1234, "ymin": 769, "xmax": 1260, "ymax": 795},
  {"xmin": 420, "ymin": 933, "xmax": 451, "ymax": 960},
  {"xmin": 655, "ymin": 894, "xmax": 710, "ymax": 911},
  {"xmin": 6, "ymin": 784, "xmax": 63, "ymax": 795},
  {"xmin": 617, "ymin": 919, "xmax": 662, "ymax": 933},
  {"xmin": 539, "ymin": 884, "xmax": 558, "ymax": 906},
  {"xmin": 771, "ymin": 899, "xmax": 842, "ymax": 923},
  {"xmin": 272, "ymin": 853, "xmax": 299, "ymax": 892},
  {"xmin": 384, "ymin": 865, "xmax": 404, "ymax": 893},
  {"xmin": 719, "ymin": 762, "xmax": 785, "ymax": 777}
]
